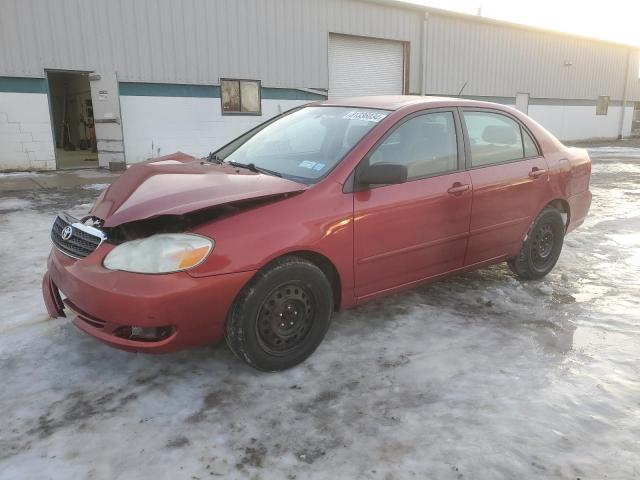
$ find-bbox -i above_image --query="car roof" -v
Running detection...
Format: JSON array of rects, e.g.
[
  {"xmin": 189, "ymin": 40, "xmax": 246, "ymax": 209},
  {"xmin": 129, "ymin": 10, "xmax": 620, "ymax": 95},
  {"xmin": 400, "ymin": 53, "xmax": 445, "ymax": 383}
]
[{"xmin": 312, "ymin": 95, "xmax": 506, "ymax": 111}]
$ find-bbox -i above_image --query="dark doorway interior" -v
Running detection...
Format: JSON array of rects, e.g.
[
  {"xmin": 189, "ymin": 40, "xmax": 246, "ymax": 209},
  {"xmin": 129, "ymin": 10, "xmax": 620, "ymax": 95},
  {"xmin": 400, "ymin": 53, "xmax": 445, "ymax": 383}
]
[{"xmin": 47, "ymin": 71, "xmax": 98, "ymax": 169}]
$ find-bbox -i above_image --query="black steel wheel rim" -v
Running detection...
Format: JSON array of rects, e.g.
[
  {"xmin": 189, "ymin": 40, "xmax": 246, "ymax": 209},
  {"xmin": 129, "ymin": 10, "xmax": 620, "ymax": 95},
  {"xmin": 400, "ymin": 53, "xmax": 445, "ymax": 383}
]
[
  {"xmin": 256, "ymin": 282, "xmax": 315, "ymax": 355},
  {"xmin": 531, "ymin": 223, "xmax": 555, "ymax": 269}
]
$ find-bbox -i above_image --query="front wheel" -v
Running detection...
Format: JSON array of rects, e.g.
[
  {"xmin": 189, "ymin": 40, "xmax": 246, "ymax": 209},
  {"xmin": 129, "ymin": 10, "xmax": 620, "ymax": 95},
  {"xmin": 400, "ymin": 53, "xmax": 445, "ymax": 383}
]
[
  {"xmin": 508, "ymin": 207, "xmax": 565, "ymax": 280},
  {"xmin": 225, "ymin": 256, "xmax": 333, "ymax": 371}
]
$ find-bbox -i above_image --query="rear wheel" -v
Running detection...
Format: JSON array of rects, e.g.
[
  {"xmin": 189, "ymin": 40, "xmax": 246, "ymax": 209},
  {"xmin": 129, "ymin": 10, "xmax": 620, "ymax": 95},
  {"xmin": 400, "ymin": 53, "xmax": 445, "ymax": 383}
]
[
  {"xmin": 225, "ymin": 256, "xmax": 333, "ymax": 371},
  {"xmin": 508, "ymin": 207, "xmax": 565, "ymax": 280}
]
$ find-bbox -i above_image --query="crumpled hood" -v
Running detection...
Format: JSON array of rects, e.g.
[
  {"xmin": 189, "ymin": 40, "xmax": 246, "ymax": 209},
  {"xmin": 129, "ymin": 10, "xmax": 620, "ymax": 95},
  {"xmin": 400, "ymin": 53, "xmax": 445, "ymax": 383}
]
[{"xmin": 91, "ymin": 152, "xmax": 308, "ymax": 227}]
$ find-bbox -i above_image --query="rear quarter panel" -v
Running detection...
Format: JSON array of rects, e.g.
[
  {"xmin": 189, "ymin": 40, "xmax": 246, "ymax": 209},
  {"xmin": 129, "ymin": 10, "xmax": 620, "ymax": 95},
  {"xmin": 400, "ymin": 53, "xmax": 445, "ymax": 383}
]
[
  {"xmin": 507, "ymin": 107, "xmax": 592, "ymax": 231},
  {"xmin": 559, "ymin": 148, "xmax": 592, "ymax": 232}
]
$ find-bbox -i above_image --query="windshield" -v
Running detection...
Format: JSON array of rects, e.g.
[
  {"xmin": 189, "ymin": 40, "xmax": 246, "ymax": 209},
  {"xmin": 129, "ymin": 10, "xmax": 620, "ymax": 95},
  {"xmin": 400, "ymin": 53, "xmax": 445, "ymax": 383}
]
[{"xmin": 216, "ymin": 106, "xmax": 390, "ymax": 183}]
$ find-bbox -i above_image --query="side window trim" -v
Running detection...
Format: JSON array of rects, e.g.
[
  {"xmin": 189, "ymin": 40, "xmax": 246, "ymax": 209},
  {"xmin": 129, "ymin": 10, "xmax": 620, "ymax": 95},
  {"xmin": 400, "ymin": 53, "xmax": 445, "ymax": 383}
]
[
  {"xmin": 520, "ymin": 124, "xmax": 541, "ymax": 159},
  {"xmin": 452, "ymin": 108, "xmax": 467, "ymax": 171},
  {"xmin": 351, "ymin": 108, "xmax": 464, "ymax": 190},
  {"xmin": 459, "ymin": 107, "xmax": 541, "ymax": 170},
  {"xmin": 458, "ymin": 106, "xmax": 473, "ymax": 170}
]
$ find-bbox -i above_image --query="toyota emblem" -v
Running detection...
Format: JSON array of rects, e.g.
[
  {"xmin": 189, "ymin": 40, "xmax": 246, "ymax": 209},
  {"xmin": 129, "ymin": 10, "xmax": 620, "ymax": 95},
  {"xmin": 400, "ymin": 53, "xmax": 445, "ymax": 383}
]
[{"xmin": 61, "ymin": 225, "xmax": 73, "ymax": 241}]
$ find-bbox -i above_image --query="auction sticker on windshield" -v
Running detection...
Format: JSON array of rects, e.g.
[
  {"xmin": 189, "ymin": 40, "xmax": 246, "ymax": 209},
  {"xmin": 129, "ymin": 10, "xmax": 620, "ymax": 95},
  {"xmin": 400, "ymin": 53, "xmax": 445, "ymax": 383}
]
[{"xmin": 342, "ymin": 111, "xmax": 388, "ymax": 122}]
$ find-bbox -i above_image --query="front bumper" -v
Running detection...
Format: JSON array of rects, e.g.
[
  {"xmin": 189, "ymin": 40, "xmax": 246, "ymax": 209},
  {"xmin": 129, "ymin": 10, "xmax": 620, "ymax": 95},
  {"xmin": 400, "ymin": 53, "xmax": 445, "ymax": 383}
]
[{"xmin": 43, "ymin": 247, "xmax": 254, "ymax": 353}]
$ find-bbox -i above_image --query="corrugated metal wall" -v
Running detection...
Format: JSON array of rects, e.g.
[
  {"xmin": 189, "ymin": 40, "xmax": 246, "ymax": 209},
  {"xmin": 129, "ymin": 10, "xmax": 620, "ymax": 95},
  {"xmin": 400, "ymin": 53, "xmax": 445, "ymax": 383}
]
[
  {"xmin": 0, "ymin": 0, "xmax": 421, "ymax": 91},
  {"xmin": 424, "ymin": 13, "xmax": 640, "ymax": 101},
  {"xmin": 0, "ymin": 0, "xmax": 637, "ymax": 100}
]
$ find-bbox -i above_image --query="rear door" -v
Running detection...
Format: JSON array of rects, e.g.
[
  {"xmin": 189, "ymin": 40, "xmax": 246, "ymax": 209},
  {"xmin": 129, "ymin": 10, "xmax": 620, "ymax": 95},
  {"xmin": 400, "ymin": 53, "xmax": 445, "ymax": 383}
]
[
  {"xmin": 461, "ymin": 109, "xmax": 550, "ymax": 265},
  {"xmin": 353, "ymin": 110, "xmax": 472, "ymax": 298}
]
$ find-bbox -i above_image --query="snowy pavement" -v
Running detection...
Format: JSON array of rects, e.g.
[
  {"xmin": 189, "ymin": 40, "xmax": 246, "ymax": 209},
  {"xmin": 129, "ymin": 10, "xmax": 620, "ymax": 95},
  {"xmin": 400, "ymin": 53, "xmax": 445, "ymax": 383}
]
[{"xmin": 0, "ymin": 147, "xmax": 639, "ymax": 479}]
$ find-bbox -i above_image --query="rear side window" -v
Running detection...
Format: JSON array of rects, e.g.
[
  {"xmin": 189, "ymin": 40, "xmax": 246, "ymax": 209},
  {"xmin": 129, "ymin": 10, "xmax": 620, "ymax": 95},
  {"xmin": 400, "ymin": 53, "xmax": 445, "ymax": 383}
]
[
  {"xmin": 369, "ymin": 111, "xmax": 458, "ymax": 180},
  {"xmin": 464, "ymin": 111, "xmax": 526, "ymax": 166},
  {"xmin": 522, "ymin": 128, "xmax": 539, "ymax": 157}
]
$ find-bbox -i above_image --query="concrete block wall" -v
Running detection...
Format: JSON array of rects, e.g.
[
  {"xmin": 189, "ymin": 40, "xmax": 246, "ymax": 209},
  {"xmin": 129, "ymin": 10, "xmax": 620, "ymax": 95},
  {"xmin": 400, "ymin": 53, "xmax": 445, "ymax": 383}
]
[
  {"xmin": 120, "ymin": 96, "xmax": 311, "ymax": 164},
  {"xmin": 457, "ymin": 95, "xmax": 634, "ymax": 141},
  {"xmin": 0, "ymin": 92, "xmax": 56, "ymax": 171},
  {"xmin": 528, "ymin": 105, "xmax": 633, "ymax": 141},
  {"xmin": 0, "ymin": 76, "xmax": 635, "ymax": 171}
]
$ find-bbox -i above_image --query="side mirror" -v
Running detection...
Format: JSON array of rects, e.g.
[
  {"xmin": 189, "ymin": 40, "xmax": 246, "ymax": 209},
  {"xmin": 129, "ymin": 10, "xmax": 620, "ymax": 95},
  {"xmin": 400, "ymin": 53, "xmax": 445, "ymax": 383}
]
[{"xmin": 358, "ymin": 163, "xmax": 408, "ymax": 187}]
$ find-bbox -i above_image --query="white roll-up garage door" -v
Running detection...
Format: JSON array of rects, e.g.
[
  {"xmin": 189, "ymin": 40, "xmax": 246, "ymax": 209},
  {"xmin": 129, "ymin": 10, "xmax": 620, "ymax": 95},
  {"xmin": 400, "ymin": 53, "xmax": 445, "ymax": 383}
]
[{"xmin": 328, "ymin": 33, "xmax": 405, "ymax": 99}]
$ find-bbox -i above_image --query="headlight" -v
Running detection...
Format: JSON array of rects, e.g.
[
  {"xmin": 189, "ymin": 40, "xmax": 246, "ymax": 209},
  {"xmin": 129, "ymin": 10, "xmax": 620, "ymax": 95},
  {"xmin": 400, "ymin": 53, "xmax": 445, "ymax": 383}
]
[{"xmin": 103, "ymin": 233, "xmax": 213, "ymax": 274}]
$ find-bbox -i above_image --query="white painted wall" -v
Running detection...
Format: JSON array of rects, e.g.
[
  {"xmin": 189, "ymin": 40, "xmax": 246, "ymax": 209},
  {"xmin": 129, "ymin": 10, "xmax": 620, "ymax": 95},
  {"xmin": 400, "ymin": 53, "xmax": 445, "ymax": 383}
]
[
  {"xmin": 1, "ymin": 94, "xmax": 635, "ymax": 171},
  {"xmin": 528, "ymin": 105, "xmax": 634, "ymax": 141},
  {"xmin": 119, "ymin": 97, "xmax": 311, "ymax": 164},
  {"xmin": 0, "ymin": 92, "xmax": 56, "ymax": 170}
]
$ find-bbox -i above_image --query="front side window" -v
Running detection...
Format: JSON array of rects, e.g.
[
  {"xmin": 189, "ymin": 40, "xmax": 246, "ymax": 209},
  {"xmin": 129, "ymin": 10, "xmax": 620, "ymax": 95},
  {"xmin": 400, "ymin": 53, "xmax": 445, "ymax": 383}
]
[
  {"xmin": 217, "ymin": 106, "xmax": 389, "ymax": 182},
  {"xmin": 221, "ymin": 78, "xmax": 261, "ymax": 115},
  {"xmin": 464, "ymin": 111, "xmax": 526, "ymax": 167},
  {"xmin": 368, "ymin": 111, "xmax": 458, "ymax": 180}
]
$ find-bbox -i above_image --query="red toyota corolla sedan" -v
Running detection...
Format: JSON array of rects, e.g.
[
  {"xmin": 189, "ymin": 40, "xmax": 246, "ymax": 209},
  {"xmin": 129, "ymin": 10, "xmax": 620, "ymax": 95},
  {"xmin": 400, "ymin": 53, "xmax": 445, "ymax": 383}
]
[{"xmin": 43, "ymin": 96, "xmax": 591, "ymax": 371}]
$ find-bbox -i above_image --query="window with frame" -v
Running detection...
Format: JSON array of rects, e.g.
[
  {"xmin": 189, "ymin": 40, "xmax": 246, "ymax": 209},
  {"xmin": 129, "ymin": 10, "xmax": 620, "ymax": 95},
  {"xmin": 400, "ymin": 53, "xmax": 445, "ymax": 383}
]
[
  {"xmin": 596, "ymin": 96, "xmax": 609, "ymax": 116},
  {"xmin": 522, "ymin": 128, "xmax": 539, "ymax": 157},
  {"xmin": 463, "ymin": 111, "xmax": 536, "ymax": 167},
  {"xmin": 221, "ymin": 79, "xmax": 261, "ymax": 115},
  {"xmin": 368, "ymin": 111, "xmax": 458, "ymax": 180}
]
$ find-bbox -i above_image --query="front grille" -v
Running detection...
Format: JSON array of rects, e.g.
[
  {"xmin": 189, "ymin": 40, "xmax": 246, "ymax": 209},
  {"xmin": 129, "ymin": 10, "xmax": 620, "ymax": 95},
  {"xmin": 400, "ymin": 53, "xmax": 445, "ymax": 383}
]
[{"xmin": 51, "ymin": 213, "xmax": 105, "ymax": 259}]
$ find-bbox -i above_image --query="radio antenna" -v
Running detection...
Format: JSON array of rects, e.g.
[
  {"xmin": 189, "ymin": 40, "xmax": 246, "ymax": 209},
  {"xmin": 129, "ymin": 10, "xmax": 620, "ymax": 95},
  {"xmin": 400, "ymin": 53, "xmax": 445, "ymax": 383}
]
[{"xmin": 457, "ymin": 81, "xmax": 469, "ymax": 97}]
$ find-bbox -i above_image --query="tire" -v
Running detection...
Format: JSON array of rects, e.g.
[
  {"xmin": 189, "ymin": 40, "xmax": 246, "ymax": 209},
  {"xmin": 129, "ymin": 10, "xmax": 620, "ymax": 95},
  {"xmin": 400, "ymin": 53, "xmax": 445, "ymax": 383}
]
[
  {"xmin": 508, "ymin": 207, "xmax": 565, "ymax": 280},
  {"xmin": 224, "ymin": 256, "xmax": 334, "ymax": 372}
]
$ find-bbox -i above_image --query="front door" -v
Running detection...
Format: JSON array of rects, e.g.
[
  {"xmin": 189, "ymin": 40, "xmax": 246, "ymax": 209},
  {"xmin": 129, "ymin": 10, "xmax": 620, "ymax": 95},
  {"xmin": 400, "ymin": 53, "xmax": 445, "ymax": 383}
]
[
  {"xmin": 88, "ymin": 71, "xmax": 125, "ymax": 168},
  {"xmin": 461, "ymin": 109, "xmax": 550, "ymax": 265},
  {"xmin": 353, "ymin": 110, "xmax": 472, "ymax": 299}
]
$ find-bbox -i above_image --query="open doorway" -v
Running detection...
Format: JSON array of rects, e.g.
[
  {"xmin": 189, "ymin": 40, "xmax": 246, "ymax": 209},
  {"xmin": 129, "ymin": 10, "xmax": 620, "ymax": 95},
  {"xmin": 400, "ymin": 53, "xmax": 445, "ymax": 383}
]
[{"xmin": 47, "ymin": 71, "xmax": 98, "ymax": 169}]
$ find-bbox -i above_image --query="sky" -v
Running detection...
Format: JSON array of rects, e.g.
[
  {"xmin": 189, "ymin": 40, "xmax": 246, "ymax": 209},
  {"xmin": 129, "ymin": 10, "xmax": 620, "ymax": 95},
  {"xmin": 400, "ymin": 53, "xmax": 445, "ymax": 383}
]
[{"xmin": 406, "ymin": 0, "xmax": 640, "ymax": 47}]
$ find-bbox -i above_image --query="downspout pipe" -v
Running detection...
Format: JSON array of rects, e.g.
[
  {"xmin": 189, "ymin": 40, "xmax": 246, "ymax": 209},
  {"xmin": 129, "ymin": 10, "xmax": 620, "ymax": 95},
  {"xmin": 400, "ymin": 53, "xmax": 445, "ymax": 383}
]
[
  {"xmin": 618, "ymin": 48, "xmax": 631, "ymax": 139},
  {"xmin": 420, "ymin": 12, "xmax": 429, "ymax": 96}
]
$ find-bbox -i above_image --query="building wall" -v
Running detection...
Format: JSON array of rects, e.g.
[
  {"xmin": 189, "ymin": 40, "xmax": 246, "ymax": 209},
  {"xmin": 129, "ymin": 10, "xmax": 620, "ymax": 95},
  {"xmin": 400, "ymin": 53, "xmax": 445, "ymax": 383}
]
[
  {"xmin": 424, "ymin": 12, "xmax": 640, "ymax": 101},
  {"xmin": 0, "ymin": 79, "xmax": 56, "ymax": 170},
  {"xmin": 0, "ymin": 0, "xmax": 423, "ymax": 93},
  {"xmin": 528, "ymin": 105, "xmax": 634, "ymax": 141},
  {"xmin": 13, "ymin": 0, "xmax": 633, "ymax": 100},
  {"xmin": 1, "ymin": 0, "xmax": 639, "ymax": 171},
  {"xmin": 1, "ymin": 0, "xmax": 637, "ymax": 100},
  {"xmin": 120, "ymin": 94, "xmax": 311, "ymax": 163},
  {"xmin": 458, "ymin": 95, "xmax": 635, "ymax": 140}
]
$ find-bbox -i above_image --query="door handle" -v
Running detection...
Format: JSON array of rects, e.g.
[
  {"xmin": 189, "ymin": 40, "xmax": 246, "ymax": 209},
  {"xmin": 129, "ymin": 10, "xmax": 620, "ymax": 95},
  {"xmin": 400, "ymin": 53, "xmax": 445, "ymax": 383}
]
[
  {"xmin": 447, "ymin": 183, "xmax": 470, "ymax": 195},
  {"xmin": 529, "ymin": 167, "xmax": 547, "ymax": 178}
]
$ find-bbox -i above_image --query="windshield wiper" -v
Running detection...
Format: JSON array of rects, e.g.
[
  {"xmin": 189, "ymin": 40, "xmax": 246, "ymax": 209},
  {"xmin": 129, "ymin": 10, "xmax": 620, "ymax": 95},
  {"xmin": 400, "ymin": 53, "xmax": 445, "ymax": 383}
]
[
  {"xmin": 206, "ymin": 152, "xmax": 224, "ymax": 164},
  {"xmin": 227, "ymin": 161, "xmax": 282, "ymax": 178}
]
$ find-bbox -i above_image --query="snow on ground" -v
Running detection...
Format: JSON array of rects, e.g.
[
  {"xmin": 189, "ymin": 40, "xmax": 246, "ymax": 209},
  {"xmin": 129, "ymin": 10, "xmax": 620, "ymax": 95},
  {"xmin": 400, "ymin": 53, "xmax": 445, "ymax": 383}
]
[
  {"xmin": 72, "ymin": 169, "xmax": 122, "ymax": 179},
  {"xmin": 81, "ymin": 183, "xmax": 111, "ymax": 191},
  {"xmin": 0, "ymin": 172, "xmax": 47, "ymax": 178},
  {"xmin": 0, "ymin": 146, "xmax": 639, "ymax": 479},
  {"xmin": 585, "ymin": 146, "xmax": 640, "ymax": 160}
]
